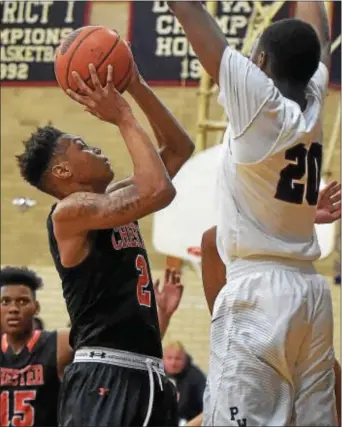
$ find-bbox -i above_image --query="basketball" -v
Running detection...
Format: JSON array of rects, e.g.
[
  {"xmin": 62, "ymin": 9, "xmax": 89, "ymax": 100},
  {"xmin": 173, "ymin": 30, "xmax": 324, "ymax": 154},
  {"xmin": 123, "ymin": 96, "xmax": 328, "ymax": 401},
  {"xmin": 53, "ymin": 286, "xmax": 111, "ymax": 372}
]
[{"xmin": 54, "ymin": 26, "xmax": 133, "ymax": 94}]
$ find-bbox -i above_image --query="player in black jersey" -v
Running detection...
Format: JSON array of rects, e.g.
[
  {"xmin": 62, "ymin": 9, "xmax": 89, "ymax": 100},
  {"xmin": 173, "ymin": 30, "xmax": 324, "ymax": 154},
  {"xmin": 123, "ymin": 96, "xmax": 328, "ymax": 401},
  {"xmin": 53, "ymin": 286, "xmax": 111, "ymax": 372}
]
[
  {"xmin": 16, "ymin": 62, "xmax": 194, "ymax": 426},
  {"xmin": 0, "ymin": 266, "xmax": 73, "ymax": 427}
]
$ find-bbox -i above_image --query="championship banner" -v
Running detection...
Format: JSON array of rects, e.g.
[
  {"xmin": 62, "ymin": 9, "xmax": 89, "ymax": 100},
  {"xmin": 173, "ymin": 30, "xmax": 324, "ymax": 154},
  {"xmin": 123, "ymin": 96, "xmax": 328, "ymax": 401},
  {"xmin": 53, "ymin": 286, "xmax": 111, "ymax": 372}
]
[
  {"xmin": 128, "ymin": 1, "xmax": 294, "ymax": 86},
  {"xmin": 0, "ymin": 1, "xmax": 90, "ymax": 86}
]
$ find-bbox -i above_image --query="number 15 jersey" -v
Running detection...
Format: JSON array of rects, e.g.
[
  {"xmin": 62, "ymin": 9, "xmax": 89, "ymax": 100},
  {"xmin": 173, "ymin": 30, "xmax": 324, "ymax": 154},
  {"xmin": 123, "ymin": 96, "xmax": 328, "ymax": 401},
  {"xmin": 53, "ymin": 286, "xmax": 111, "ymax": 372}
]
[{"xmin": 216, "ymin": 46, "xmax": 329, "ymax": 265}]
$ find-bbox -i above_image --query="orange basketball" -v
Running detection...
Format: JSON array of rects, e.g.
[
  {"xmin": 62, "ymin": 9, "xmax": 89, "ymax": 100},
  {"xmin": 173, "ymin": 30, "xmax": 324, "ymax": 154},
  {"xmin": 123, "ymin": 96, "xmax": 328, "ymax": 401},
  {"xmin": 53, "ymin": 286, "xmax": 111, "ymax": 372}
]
[{"xmin": 55, "ymin": 26, "xmax": 133, "ymax": 94}]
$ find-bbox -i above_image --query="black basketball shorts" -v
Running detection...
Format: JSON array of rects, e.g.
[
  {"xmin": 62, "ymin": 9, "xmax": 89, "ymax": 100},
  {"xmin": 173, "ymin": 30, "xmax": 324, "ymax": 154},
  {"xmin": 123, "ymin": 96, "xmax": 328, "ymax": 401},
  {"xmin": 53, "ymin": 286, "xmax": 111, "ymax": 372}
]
[{"xmin": 58, "ymin": 361, "xmax": 178, "ymax": 427}]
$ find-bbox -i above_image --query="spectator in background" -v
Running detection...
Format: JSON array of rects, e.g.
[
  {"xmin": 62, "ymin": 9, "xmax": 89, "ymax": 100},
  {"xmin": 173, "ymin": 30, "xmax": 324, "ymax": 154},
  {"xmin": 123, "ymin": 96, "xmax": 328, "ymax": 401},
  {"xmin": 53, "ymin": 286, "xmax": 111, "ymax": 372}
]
[
  {"xmin": 164, "ymin": 341, "xmax": 206, "ymax": 425},
  {"xmin": 33, "ymin": 316, "xmax": 45, "ymax": 330}
]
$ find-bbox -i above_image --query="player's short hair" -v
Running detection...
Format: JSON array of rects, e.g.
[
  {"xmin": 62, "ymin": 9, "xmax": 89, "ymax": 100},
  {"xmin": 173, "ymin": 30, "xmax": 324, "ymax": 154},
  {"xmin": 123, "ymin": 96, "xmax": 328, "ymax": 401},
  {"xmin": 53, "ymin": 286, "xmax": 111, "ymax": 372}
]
[
  {"xmin": 0, "ymin": 266, "xmax": 43, "ymax": 297},
  {"xmin": 259, "ymin": 18, "xmax": 321, "ymax": 86},
  {"xmin": 16, "ymin": 126, "xmax": 63, "ymax": 190}
]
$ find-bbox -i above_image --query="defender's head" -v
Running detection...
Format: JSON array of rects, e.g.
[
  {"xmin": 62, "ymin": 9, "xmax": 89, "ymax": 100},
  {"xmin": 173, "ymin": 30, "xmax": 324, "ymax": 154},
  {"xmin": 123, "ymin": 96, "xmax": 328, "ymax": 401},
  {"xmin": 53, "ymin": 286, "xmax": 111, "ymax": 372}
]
[
  {"xmin": 0, "ymin": 267, "xmax": 42, "ymax": 337},
  {"xmin": 250, "ymin": 18, "xmax": 321, "ymax": 87},
  {"xmin": 17, "ymin": 126, "xmax": 114, "ymax": 198}
]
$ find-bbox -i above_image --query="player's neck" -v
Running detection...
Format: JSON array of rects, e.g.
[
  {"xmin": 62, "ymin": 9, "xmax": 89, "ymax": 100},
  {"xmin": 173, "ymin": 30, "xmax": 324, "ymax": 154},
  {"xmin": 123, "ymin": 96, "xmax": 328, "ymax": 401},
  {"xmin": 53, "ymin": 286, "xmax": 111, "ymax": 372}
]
[
  {"xmin": 275, "ymin": 80, "xmax": 307, "ymax": 110},
  {"xmin": 6, "ymin": 329, "xmax": 35, "ymax": 354}
]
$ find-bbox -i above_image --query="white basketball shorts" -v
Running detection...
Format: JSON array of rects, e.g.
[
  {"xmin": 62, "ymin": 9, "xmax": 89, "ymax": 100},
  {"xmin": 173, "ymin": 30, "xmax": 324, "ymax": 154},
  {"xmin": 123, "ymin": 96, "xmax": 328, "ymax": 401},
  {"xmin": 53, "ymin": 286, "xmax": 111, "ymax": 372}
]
[{"xmin": 203, "ymin": 259, "xmax": 338, "ymax": 426}]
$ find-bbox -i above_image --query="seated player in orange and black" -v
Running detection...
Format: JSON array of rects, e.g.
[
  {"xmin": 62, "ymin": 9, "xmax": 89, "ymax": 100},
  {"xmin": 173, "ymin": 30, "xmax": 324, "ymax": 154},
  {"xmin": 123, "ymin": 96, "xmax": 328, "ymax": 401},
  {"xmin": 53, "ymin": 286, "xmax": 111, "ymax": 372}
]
[{"xmin": 0, "ymin": 266, "xmax": 73, "ymax": 427}]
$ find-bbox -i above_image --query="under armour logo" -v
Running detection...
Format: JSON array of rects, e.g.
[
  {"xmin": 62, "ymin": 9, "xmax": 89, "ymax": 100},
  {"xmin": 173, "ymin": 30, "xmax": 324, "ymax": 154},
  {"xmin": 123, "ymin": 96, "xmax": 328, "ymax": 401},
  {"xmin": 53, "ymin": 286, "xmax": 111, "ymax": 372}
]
[
  {"xmin": 89, "ymin": 351, "xmax": 106, "ymax": 358},
  {"xmin": 98, "ymin": 387, "xmax": 110, "ymax": 396}
]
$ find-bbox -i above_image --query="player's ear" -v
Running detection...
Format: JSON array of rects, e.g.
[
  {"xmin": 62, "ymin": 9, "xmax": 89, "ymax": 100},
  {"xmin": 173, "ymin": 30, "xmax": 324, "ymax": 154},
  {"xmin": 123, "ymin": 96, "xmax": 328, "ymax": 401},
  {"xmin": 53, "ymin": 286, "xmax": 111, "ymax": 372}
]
[
  {"xmin": 257, "ymin": 50, "xmax": 267, "ymax": 70},
  {"xmin": 52, "ymin": 161, "xmax": 72, "ymax": 179},
  {"xmin": 34, "ymin": 300, "xmax": 41, "ymax": 316}
]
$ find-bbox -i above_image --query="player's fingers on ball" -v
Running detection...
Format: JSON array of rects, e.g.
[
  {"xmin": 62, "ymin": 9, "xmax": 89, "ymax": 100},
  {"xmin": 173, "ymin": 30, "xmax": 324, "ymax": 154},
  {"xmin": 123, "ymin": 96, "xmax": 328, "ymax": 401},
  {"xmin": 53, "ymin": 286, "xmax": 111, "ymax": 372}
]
[
  {"xmin": 89, "ymin": 63, "xmax": 103, "ymax": 92},
  {"xmin": 71, "ymin": 71, "xmax": 93, "ymax": 96},
  {"xmin": 106, "ymin": 65, "xmax": 114, "ymax": 84}
]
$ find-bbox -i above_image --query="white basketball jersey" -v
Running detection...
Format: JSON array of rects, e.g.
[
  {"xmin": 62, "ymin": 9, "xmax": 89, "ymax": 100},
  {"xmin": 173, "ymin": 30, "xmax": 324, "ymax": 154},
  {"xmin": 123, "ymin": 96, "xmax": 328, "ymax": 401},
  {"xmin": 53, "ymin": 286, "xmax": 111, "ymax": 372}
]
[{"xmin": 216, "ymin": 47, "xmax": 329, "ymax": 265}]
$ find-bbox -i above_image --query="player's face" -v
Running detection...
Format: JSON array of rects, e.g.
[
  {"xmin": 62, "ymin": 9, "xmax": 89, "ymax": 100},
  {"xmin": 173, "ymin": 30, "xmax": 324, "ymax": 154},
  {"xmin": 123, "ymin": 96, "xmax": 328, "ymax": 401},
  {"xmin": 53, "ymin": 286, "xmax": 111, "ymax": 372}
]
[
  {"xmin": 0, "ymin": 285, "xmax": 38, "ymax": 336},
  {"xmin": 54, "ymin": 136, "xmax": 114, "ymax": 188},
  {"xmin": 163, "ymin": 347, "xmax": 187, "ymax": 375}
]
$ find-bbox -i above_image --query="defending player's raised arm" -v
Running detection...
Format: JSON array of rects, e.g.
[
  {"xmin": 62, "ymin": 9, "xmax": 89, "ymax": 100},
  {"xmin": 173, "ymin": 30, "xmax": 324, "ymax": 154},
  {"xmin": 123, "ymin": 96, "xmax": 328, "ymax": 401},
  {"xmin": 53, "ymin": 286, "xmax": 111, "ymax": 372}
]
[
  {"xmin": 295, "ymin": 1, "xmax": 330, "ymax": 98},
  {"xmin": 167, "ymin": 1, "xmax": 277, "ymax": 141},
  {"xmin": 127, "ymin": 67, "xmax": 195, "ymax": 179},
  {"xmin": 167, "ymin": 1, "xmax": 227, "ymax": 84},
  {"xmin": 295, "ymin": 1, "xmax": 331, "ymax": 68}
]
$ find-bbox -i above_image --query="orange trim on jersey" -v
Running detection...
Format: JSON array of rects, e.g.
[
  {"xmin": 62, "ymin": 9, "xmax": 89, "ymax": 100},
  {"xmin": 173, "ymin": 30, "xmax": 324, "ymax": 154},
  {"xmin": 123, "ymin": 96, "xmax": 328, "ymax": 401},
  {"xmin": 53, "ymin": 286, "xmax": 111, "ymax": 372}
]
[
  {"xmin": 26, "ymin": 330, "xmax": 41, "ymax": 352},
  {"xmin": 1, "ymin": 334, "xmax": 8, "ymax": 352},
  {"xmin": 1, "ymin": 330, "xmax": 41, "ymax": 353}
]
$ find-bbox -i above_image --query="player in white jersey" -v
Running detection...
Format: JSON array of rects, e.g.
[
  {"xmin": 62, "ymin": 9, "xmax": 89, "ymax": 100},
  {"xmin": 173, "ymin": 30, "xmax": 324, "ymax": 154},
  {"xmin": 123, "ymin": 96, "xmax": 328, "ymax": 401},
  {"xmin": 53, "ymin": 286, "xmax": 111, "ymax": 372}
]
[{"xmin": 168, "ymin": 1, "xmax": 339, "ymax": 425}]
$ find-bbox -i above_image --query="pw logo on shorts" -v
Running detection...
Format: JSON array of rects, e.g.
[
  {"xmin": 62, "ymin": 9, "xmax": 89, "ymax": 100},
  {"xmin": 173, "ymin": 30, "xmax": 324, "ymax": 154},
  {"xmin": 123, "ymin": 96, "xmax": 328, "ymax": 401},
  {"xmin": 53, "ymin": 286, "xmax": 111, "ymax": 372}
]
[
  {"xmin": 230, "ymin": 407, "xmax": 247, "ymax": 426},
  {"xmin": 89, "ymin": 351, "xmax": 106, "ymax": 358}
]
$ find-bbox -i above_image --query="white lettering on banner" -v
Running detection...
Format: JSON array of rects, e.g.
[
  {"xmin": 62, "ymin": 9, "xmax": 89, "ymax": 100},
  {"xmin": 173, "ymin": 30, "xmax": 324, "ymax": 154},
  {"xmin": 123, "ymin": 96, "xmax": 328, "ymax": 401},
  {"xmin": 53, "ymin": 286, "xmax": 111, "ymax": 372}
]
[
  {"xmin": 180, "ymin": 58, "xmax": 201, "ymax": 80},
  {"xmin": 152, "ymin": 1, "xmax": 169, "ymax": 14},
  {"xmin": 1, "ymin": 1, "xmax": 54, "ymax": 24},
  {"xmin": 0, "ymin": 1, "xmax": 86, "ymax": 82},
  {"xmin": 151, "ymin": 1, "xmax": 268, "ymax": 81},
  {"xmin": 220, "ymin": 1, "xmax": 252, "ymax": 14},
  {"xmin": 1, "ymin": 28, "xmax": 73, "ymax": 46},
  {"xmin": 0, "ymin": 63, "xmax": 29, "ymax": 80},
  {"xmin": 1, "ymin": 46, "xmax": 58, "ymax": 62},
  {"xmin": 64, "ymin": 1, "xmax": 75, "ymax": 24}
]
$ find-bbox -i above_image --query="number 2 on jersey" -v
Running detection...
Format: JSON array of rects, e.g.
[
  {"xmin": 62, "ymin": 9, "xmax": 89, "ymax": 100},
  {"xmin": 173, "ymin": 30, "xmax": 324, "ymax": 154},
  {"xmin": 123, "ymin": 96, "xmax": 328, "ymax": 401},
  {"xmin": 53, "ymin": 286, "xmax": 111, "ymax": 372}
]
[
  {"xmin": 136, "ymin": 254, "xmax": 152, "ymax": 307},
  {"xmin": 275, "ymin": 142, "xmax": 322, "ymax": 205},
  {"xmin": 1, "ymin": 390, "xmax": 36, "ymax": 427}
]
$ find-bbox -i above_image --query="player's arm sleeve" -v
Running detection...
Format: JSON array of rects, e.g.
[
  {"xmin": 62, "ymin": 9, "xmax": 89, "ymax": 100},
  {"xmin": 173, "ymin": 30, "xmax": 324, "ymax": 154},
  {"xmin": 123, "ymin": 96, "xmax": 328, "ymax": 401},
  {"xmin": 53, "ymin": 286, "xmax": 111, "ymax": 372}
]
[
  {"xmin": 310, "ymin": 62, "xmax": 329, "ymax": 100},
  {"xmin": 217, "ymin": 46, "xmax": 299, "ymax": 164},
  {"xmin": 217, "ymin": 46, "xmax": 279, "ymax": 138}
]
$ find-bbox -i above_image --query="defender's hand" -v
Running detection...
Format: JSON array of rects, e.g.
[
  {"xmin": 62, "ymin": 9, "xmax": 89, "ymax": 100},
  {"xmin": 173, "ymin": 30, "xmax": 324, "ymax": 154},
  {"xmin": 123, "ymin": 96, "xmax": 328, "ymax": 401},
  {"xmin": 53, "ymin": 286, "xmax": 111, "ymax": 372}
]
[
  {"xmin": 67, "ymin": 64, "xmax": 133, "ymax": 126},
  {"xmin": 315, "ymin": 181, "xmax": 341, "ymax": 224},
  {"xmin": 154, "ymin": 268, "xmax": 184, "ymax": 317}
]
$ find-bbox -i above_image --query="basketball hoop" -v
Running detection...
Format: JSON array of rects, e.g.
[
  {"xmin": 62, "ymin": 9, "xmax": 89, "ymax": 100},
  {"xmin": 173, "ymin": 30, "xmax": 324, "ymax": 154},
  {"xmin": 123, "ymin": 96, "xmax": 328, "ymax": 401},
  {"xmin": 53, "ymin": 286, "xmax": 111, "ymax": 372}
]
[{"xmin": 187, "ymin": 247, "xmax": 202, "ymax": 257}]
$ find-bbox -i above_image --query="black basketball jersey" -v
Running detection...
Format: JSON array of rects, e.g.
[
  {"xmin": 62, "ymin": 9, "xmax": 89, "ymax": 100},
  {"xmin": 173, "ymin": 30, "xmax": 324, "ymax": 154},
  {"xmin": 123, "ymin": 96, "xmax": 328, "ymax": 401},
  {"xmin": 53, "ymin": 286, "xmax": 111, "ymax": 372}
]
[
  {"xmin": 46, "ymin": 205, "xmax": 162, "ymax": 358},
  {"xmin": 0, "ymin": 330, "xmax": 60, "ymax": 427}
]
